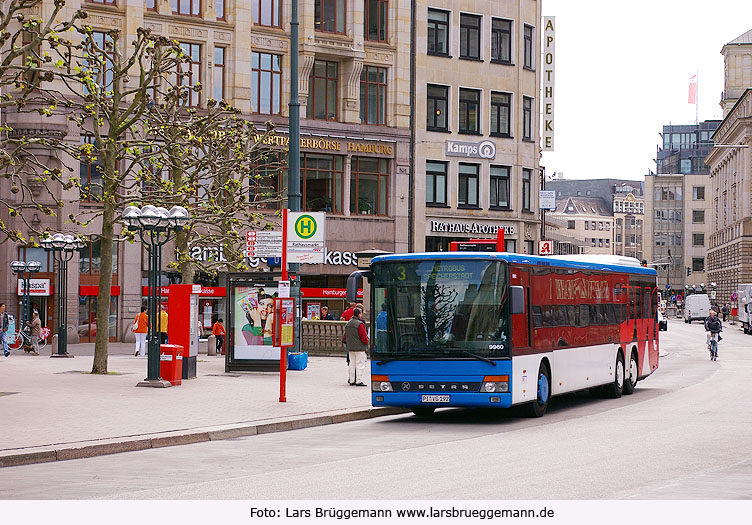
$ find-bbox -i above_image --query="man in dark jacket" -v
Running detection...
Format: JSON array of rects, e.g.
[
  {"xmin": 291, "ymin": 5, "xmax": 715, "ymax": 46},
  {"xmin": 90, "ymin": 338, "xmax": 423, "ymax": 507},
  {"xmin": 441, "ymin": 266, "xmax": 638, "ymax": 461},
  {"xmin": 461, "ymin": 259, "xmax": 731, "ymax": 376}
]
[
  {"xmin": 345, "ymin": 308, "xmax": 369, "ymax": 386},
  {"xmin": 0, "ymin": 303, "xmax": 10, "ymax": 357}
]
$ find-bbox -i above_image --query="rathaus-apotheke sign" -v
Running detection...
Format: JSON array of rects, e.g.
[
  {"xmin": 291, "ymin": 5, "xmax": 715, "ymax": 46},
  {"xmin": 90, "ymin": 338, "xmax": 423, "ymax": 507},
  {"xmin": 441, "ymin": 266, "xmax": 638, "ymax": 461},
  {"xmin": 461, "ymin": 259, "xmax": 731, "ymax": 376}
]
[{"xmin": 430, "ymin": 220, "xmax": 515, "ymax": 235}]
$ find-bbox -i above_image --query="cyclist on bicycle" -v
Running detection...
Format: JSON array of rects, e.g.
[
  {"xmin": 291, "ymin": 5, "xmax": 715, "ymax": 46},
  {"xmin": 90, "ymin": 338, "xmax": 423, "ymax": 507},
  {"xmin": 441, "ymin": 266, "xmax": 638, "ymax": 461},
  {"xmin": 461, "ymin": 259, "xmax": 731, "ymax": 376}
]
[{"xmin": 704, "ymin": 310, "xmax": 723, "ymax": 358}]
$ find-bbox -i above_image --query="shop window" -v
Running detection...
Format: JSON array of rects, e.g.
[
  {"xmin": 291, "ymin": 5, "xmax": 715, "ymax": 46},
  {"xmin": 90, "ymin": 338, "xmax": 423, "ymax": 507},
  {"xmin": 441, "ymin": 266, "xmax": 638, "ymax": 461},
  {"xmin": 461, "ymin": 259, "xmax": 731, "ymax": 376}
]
[
  {"xmin": 308, "ymin": 60, "xmax": 338, "ymax": 121},
  {"xmin": 252, "ymin": 52, "xmax": 282, "ymax": 115},
  {"xmin": 253, "ymin": 0, "xmax": 282, "ymax": 27},
  {"xmin": 426, "ymin": 160, "xmax": 447, "ymax": 206},
  {"xmin": 360, "ymin": 65, "xmax": 387, "ymax": 125},
  {"xmin": 302, "ymin": 153, "xmax": 343, "ymax": 213},
  {"xmin": 315, "ymin": 0, "xmax": 346, "ymax": 34},
  {"xmin": 350, "ymin": 157, "xmax": 388, "ymax": 215},
  {"xmin": 365, "ymin": 0, "xmax": 388, "ymax": 42}
]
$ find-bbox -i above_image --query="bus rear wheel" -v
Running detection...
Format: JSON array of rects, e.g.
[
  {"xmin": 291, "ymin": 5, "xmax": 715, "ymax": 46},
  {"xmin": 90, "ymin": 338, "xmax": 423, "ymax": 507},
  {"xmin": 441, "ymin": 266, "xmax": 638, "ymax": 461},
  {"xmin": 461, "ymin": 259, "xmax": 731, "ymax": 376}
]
[
  {"xmin": 411, "ymin": 407, "xmax": 435, "ymax": 417},
  {"xmin": 604, "ymin": 352, "xmax": 625, "ymax": 399},
  {"xmin": 623, "ymin": 351, "xmax": 638, "ymax": 395},
  {"xmin": 526, "ymin": 362, "xmax": 551, "ymax": 418}
]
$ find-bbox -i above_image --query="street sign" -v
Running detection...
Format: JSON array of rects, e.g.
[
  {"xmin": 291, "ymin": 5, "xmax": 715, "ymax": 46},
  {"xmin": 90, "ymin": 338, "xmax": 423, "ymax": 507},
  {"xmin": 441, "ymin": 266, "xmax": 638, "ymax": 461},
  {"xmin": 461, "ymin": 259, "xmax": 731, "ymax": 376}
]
[
  {"xmin": 278, "ymin": 280, "xmax": 290, "ymax": 298},
  {"xmin": 711, "ymin": 291, "xmax": 717, "ymax": 299},
  {"xmin": 539, "ymin": 240, "xmax": 553, "ymax": 256},
  {"xmin": 539, "ymin": 190, "xmax": 557, "ymax": 210},
  {"xmin": 731, "ymin": 292, "xmax": 738, "ymax": 301},
  {"xmin": 287, "ymin": 212, "xmax": 326, "ymax": 263},
  {"xmin": 246, "ymin": 231, "xmax": 283, "ymax": 258}
]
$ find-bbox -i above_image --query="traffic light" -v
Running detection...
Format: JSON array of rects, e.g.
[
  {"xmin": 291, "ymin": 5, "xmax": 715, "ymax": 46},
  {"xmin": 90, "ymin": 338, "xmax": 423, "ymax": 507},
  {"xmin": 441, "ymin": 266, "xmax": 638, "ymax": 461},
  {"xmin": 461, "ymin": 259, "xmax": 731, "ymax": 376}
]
[{"xmin": 686, "ymin": 267, "xmax": 691, "ymax": 276}]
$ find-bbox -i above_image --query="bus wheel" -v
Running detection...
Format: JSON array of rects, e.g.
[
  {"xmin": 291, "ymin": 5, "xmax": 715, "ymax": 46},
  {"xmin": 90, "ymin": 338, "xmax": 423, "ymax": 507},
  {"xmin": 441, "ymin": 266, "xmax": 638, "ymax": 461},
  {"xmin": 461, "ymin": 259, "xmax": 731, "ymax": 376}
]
[
  {"xmin": 526, "ymin": 362, "xmax": 551, "ymax": 418},
  {"xmin": 411, "ymin": 407, "xmax": 435, "ymax": 417},
  {"xmin": 605, "ymin": 352, "xmax": 625, "ymax": 399},
  {"xmin": 623, "ymin": 351, "xmax": 638, "ymax": 395}
]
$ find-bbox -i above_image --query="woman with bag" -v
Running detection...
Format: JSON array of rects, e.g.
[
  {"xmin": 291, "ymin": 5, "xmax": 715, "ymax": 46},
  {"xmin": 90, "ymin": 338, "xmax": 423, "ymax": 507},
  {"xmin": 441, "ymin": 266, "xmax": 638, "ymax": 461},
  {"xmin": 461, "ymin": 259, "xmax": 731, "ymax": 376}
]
[{"xmin": 133, "ymin": 306, "xmax": 148, "ymax": 357}]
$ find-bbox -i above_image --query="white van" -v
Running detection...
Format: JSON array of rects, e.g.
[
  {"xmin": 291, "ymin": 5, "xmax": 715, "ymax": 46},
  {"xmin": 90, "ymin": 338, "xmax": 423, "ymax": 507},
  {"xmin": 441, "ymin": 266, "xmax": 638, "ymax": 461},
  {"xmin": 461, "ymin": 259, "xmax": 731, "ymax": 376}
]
[
  {"xmin": 737, "ymin": 284, "xmax": 752, "ymax": 334},
  {"xmin": 684, "ymin": 294, "xmax": 710, "ymax": 323}
]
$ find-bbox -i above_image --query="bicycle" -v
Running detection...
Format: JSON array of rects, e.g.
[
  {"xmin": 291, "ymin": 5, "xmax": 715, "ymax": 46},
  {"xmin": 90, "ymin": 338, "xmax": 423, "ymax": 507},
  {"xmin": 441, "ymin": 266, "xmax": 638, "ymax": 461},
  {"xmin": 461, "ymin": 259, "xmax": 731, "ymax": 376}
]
[
  {"xmin": 7, "ymin": 326, "xmax": 49, "ymax": 354},
  {"xmin": 707, "ymin": 331, "xmax": 719, "ymax": 361}
]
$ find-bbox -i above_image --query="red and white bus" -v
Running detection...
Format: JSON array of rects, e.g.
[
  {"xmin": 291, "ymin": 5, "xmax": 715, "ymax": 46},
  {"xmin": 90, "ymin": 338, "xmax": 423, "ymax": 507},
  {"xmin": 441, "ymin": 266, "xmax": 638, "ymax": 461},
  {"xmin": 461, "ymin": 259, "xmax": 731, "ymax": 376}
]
[{"xmin": 364, "ymin": 252, "xmax": 659, "ymax": 417}]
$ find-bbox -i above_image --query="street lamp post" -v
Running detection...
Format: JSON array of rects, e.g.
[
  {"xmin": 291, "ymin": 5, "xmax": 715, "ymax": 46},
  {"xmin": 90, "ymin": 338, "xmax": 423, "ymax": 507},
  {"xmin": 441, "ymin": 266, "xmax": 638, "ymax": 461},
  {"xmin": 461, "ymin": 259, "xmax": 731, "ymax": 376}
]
[
  {"xmin": 10, "ymin": 260, "xmax": 42, "ymax": 329},
  {"xmin": 41, "ymin": 233, "xmax": 85, "ymax": 358},
  {"xmin": 122, "ymin": 205, "xmax": 190, "ymax": 387}
]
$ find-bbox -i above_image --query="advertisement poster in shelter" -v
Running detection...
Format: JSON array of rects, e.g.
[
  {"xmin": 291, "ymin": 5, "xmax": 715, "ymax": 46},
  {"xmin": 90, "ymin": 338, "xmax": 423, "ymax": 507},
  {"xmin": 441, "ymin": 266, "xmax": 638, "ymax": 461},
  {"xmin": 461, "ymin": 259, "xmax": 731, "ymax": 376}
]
[{"xmin": 233, "ymin": 284, "xmax": 279, "ymax": 360}]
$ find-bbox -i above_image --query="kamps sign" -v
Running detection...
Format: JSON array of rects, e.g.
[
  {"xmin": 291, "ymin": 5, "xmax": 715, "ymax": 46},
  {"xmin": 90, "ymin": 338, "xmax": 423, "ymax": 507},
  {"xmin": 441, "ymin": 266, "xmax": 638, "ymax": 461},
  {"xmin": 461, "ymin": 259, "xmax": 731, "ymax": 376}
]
[{"xmin": 445, "ymin": 139, "xmax": 496, "ymax": 160}]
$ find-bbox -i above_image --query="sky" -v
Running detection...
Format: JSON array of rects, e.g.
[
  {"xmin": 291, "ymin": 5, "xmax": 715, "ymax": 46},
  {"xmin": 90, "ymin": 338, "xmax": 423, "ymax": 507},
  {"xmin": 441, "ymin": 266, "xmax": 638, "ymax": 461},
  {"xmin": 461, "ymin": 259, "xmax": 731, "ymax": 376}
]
[{"xmin": 540, "ymin": 0, "xmax": 752, "ymax": 181}]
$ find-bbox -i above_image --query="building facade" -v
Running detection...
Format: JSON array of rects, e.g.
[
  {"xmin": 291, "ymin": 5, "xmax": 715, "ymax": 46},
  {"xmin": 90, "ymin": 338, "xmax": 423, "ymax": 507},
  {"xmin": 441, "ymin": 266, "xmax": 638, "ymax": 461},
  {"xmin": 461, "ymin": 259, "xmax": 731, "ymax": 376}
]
[
  {"xmin": 547, "ymin": 197, "xmax": 614, "ymax": 255},
  {"xmin": 413, "ymin": 0, "xmax": 542, "ymax": 254},
  {"xmin": 1, "ymin": 0, "xmax": 413, "ymax": 340},
  {"xmin": 644, "ymin": 120, "xmax": 718, "ymax": 298}
]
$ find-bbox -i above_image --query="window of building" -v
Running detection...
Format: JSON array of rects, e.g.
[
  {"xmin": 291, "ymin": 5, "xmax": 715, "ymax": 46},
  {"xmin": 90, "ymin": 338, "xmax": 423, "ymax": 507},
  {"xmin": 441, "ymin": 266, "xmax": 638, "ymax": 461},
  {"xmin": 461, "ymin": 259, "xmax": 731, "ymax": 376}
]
[
  {"xmin": 680, "ymin": 159, "xmax": 691, "ymax": 174},
  {"xmin": 426, "ymin": 84, "xmax": 448, "ymax": 131},
  {"xmin": 491, "ymin": 18, "xmax": 512, "ymax": 64},
  {"xmin": 692, "ymin": 257, "xmax": 704, "ymax": 272},
  {"xmin": 522, "ymin": 96, "xmax": 533, "ymax": 140},
  {"xmin": 459, "ymin": 13, "xmax": 481, "ymax": 60},
  {"xmin": 616, "ymin": 233, "xmax": 622, "ymax": 242},
  {"xmin": 79, "ymin": 239, "xmax": 118, "ymax": 275},
  {"xmin": 80, "ymin": 135, "xmax": 103, "ymax": 203},
  {"xmin": 308, "ymin": 60, "xmax": 338, "ymax": 120},
  {"xmin": 490, "ymin": 91, "xmax": 511, "ymax": 136},
  {"xmin": 365, "ymin": 0, "xmax": 388, "ymax": 42},
  {"xmin": 427, "ymin": 9, "xmax": 449, "ymax": 56},
  {"xmin": 251, "ymin": 52, "xmax": 282, "ymax": 115},
  {"xmin": 523, "ymin": 24, "xmax": 534, "ymax": 69},
  {"xmin": 178, "ymin": 42, "xmax": 200, "ymax": 107},
  {"xmin": 458, "ymin": 88, "xmax": 480, "ymax": 134},
  {"xmin": 490, "ymin": 165, "xmax": 510, "ymax": 209},
  {"xmin": 147, "ymin": 0, "xmax": 156, "ymax": 9},
  {"xmin": 85, "ymin": 31, "xmax": 115, "ymax": 93},
  {"xmin": 693, "ymin": 186, "xmax": 705, "ymax": 200},
  {"xmin": 505, "ymin": 239, "xmax": 516, "ymax": 253},
  {"xmin": 567, "ymin": 220, "xmax": 575, "ymax": 230},
  {"xmin": 458, "ymin": 163, "xmax": 479, "ymax": 207},
  {"xmin": 315, "ymin": 0, "xmax": 346, "ymax": 34},
  {"xmin": 426, "ymin": 161, "xmax": 447, "ymax": 206},
  {"xmin": 87, "ymin": 0, "xmax": 116, "ymax": 5},
  {"xmin": 350, "ymin": 157, "xmax": 388, "ymax": 215},
  {"xmin": 598, "ymin": 239, "xmax": 603, "ymax": 247},
  {"xmin": 591, "ymin": 221, "xmax": 596, "ymax": 229},
  {"xmin": 17, "ymin": 247, "xmax": 52, "ymax": 273},
  {"xmin": 692, "ymin": 210, "xmax": 705, "ymax": 223},
  {"xmin": 598, "ymin": 222, "xmax": 603, "ymax": 231},
  {"xmin": 302, "ymin": 153, "xmax": 343, "ymax": 213},
  {"xmin": 360, "ymin": 65, "xmax": 387, "ymax": 125},
  {"xmin": 213, "ymin": 47, "xmax": 225, "ymax": 102},
  {"xmin": 253, "ymin": 0, "xmax": 282, "ymax": 27},
  {"xmin": 522, "ymin": 168, "xmax": 531, "ymax": 211},
  {"xmin": 692, "ymin": 233, "xmax": 704, "ymax": 246},
  {"xmin": 585, "ymin": 222, "xmax": 589, "ymax": 230},
  {"xmin": 216, "ymin": 0, "xmax": 225, "ymax": 19},
  {"xmin": 250, "ymin": 152, "xmax": 287, "ymax": 209},
  {"xmin": 525, "ymin": 240, "xmax": 534, "ymax": 255},
  {"xmin": 172, "ymin": 0, "xmax": 201, "ymax": 16}
]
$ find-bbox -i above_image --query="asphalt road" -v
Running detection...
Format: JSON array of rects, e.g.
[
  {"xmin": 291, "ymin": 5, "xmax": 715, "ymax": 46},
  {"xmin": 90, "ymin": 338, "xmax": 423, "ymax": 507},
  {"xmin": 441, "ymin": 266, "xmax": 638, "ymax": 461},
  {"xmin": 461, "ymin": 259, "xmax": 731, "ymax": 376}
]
[{"xmin": 3, "ymin": 317, "xmax": 752, "ymax": 500}]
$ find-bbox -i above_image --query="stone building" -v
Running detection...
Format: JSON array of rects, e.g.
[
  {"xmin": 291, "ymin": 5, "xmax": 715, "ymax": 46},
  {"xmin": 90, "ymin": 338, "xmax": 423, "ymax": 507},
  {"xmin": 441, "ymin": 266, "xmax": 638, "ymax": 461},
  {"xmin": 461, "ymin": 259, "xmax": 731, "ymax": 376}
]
[
  {"xmin": 644, "ymin": 120, "xmax": 718, "ymax": 298},
  {"xmin": 413, "ymin": 0, "xmax": 542, "ymax": 254},
  {"xmin": 0, "ymin": 0, "xmax": 412, "ymax": 341},
  {"xmin": 547, "ymin": 197, "xmax": 614, "ymax": 255}
]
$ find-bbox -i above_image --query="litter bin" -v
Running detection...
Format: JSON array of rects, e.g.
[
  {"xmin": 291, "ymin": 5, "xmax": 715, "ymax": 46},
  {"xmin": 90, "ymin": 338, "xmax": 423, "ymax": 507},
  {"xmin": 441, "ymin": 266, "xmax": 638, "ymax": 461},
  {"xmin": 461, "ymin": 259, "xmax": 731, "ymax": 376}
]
[
  {"xmin": 287, "ymin": 351, "xmax": 308, "ymax": 370},
  {"xmin": 160, "ymin": 344, "xmax": 184, "ymax": 386}
]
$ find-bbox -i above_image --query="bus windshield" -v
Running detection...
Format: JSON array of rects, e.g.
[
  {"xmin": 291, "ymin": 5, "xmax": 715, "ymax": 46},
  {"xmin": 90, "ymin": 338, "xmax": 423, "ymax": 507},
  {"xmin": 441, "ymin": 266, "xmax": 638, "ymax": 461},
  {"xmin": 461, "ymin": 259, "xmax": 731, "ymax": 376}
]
[{"xmin": 372, "ymin": 259, "xmax": 509, "ymax": 358}]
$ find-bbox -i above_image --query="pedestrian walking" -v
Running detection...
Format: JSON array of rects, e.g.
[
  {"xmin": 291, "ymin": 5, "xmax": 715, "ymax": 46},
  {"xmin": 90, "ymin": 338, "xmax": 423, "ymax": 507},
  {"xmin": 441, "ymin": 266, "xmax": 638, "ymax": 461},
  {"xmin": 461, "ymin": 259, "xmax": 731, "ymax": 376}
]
[
  {"xmin": 344, "ymin": 308, "xmax": 369, "ymax": 386},
  {"xmin": 340, "ymin": 302, "xmax": 356, "ymax": 321},
  {"xmin": 321, "ymin": 306, "xmax": 334, "ymax": 320},
  {"xmin": 1, "ymin": 303, "xmax": 10, "ymax": 357},
  {"xmin": 158, "ymin": 305, "xmax": 169, "ymax": 344},
  {"xmin": 26, "ymin": 310, "xmax": 42, "ymax": 355},
  {"xmin": 133, "ymin": 306, "xmax": 148, "ymax": 357},
  {"xmin": 722, "ymin": 303, "xmax": 729, "ymax": 322},
  {"xmin": 212, "ymin": 318, "xmax": 226, "ymax": 355}
]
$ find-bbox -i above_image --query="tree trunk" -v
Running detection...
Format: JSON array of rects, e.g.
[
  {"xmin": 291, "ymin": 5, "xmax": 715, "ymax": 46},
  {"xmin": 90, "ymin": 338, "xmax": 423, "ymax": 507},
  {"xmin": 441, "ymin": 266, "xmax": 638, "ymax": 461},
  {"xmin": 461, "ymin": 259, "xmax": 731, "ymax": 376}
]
[
  {"xmin": 91, "ymin": 201, "xmax": 115, "ymax": 374},
  {"xmin": 176, "ymin": 229, "xmax": 194, "ymax": 285}
]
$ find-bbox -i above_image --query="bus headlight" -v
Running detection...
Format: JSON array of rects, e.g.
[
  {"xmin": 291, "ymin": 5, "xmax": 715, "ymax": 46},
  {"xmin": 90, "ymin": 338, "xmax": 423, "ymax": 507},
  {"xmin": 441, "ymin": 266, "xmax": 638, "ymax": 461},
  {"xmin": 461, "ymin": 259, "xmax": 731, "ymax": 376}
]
[
  {"xmin": 372, "ymin": 375, "xmax": 392, "ymax": 392},
  {"xmin": 481, "ymin": 375, "xmax": 509, "ymax": 393}
]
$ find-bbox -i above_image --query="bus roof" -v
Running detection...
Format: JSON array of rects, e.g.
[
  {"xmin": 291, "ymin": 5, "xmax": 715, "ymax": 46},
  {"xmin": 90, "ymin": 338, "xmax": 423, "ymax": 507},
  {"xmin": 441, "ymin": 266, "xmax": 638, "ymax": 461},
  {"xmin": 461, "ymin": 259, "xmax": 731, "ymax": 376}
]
[{"xmin": 371, "ymin": 252, "xmax": 658, "ymax": 276}]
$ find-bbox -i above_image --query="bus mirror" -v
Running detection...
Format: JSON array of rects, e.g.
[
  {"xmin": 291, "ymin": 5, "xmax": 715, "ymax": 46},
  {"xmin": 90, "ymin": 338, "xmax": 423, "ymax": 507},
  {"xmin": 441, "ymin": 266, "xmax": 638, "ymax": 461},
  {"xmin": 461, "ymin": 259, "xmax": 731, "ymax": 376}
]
[
  {"xmin": 346, "ymin": 270, "xmax": 371, "ymax": 303},
  {"xmin": 510, "ymin": 286, "xmax": 525, "ymax": 315}
]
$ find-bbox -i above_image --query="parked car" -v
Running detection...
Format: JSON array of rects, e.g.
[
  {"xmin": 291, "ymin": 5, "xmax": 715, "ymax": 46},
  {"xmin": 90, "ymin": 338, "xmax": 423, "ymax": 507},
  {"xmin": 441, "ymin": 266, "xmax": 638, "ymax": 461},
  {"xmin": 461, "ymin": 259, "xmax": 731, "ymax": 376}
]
[{"xmin": 657, "ymin": 309, "xmax": 668, "ymax": 331}]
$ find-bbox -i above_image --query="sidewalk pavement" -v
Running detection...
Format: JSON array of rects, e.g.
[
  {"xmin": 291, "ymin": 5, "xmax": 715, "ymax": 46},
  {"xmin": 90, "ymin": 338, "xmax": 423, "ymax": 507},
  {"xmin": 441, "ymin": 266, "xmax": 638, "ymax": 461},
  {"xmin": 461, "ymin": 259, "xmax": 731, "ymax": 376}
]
[{"xmin": 0, "ymin": 342, "xmax": 405, "ymax": 468}]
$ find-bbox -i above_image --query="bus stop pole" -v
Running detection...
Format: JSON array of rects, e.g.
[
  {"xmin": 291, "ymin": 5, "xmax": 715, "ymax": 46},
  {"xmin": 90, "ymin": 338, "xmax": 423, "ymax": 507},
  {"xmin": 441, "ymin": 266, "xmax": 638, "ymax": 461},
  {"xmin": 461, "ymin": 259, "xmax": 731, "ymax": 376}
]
[{"xmin": 279, "ymin": 209, "xmax": 288, "ymax": 402}]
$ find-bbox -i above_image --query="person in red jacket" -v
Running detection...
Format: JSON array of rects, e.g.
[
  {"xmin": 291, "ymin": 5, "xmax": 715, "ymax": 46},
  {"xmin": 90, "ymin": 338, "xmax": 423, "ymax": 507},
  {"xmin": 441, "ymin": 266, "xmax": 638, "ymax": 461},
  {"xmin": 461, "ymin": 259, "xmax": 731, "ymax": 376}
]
[
  {"xmin": 340, "ymin": 302, "xmax": 357, "ymax": 321},
  {"xmin": 212, "ymin": 318, "xmax": 226, "ymax": 355},
  {"xmin": 344, "ymin": 308, "xmax": 369, "ymax": 386},
  {"xmin": 133, "ymin": 306, "xmax": 148, "ymax": 357}
]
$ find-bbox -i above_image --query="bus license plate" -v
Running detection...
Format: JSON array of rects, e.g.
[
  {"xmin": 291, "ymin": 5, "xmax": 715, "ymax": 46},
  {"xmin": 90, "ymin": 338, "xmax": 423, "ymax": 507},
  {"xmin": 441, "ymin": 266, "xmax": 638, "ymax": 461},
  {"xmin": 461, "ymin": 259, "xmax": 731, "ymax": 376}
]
[{"xmin": 421, "ymin": 395, "xmax": 450, "ymax": 403}]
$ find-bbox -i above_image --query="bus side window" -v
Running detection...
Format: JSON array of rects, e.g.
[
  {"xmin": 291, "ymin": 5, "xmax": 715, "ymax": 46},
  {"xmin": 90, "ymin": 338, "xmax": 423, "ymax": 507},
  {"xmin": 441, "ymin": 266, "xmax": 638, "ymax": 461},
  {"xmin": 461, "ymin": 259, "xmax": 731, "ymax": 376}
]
[
  {"xmin": 606, "ymin": 304, "xmax": 618, "ymax": 325},
  {"xmin": 588, "ymin": 305, "xmax": 600, "ymax": 326},
  {"xmin": 578, "ymin": 304, "xmax": 590, "ymax": 327},
  {"xmin": 566, "ymin": 305, "xmax": 577, "ymax": 327},
  {"xmin": 554, "ymin": 305, "xmax": 568, "ymax": 326},
  {"xmin": 542, "ymin": 305, "xmax": 553, "ymax": 327},
  {"xmin": 532, "ymin": 305, "xmax": 543, "ymax": 328}
]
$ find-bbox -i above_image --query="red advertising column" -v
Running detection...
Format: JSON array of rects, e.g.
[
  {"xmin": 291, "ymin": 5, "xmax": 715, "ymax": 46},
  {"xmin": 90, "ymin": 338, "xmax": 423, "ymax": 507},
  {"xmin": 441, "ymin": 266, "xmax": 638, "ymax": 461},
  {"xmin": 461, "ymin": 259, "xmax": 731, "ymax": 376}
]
[{"xmin": 167, "ymin": 284, "xmax": 200, "ymax": 379}]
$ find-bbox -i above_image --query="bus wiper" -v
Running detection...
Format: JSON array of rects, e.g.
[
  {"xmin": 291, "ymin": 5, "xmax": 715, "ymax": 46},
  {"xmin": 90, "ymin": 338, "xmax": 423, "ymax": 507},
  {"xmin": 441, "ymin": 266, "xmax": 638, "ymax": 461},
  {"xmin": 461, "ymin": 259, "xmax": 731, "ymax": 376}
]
[
  {"xmin": 450, "ymin": 350, "xmax": 497, "ymax": 365},
  {"xmin": 375, "ymin": 352, "xmax": 437, "ymax": 365}
]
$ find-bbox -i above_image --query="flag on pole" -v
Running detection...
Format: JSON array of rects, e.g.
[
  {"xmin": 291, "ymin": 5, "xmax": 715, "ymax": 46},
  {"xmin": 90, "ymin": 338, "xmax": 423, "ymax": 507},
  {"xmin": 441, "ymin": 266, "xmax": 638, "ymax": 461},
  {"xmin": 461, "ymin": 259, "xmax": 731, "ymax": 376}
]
[{"xmin": 688, "ymin": 75, "xmax": 697, "ymax": 104}]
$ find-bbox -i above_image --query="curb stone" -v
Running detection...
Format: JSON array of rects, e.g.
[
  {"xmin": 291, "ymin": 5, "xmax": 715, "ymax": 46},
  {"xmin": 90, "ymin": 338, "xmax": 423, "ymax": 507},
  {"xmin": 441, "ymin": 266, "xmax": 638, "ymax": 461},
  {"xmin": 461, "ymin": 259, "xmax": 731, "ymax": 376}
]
[{"xmin": 0, "ymin": 407, "xmax": 409, "ymax": 469}]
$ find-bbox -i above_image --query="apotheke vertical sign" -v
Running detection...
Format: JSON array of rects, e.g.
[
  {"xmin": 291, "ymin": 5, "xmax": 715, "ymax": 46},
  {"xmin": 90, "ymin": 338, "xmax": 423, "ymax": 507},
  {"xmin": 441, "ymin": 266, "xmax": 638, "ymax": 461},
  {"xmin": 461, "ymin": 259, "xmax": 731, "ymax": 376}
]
[{"xmin": 542, "ymin": 16, "xmax": 555, "ymax": 151}]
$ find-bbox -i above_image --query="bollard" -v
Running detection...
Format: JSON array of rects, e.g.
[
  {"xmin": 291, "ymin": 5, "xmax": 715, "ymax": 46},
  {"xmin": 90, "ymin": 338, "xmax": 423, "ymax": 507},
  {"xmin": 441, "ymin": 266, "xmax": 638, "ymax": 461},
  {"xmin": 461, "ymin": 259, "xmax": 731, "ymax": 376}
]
[
  {"xmin": 207, "ymin": 334, "xmax": 216, "ymax": 356},
  {"xmin": 51, "ymin": 334, "xmax": 58, "ymax": 356}
]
